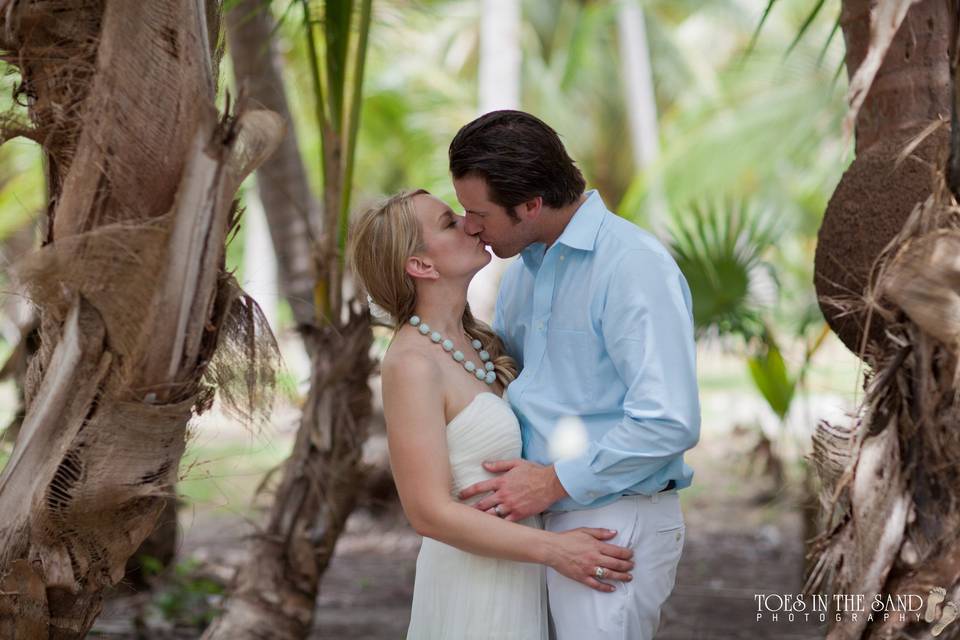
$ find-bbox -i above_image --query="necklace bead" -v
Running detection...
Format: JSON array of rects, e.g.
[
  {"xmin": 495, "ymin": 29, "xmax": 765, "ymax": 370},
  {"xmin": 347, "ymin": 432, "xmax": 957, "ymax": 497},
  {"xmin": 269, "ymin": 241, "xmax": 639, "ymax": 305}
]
[{"xmin": 410, "ymin": 317, "xmax": 495, "ymax": 386}]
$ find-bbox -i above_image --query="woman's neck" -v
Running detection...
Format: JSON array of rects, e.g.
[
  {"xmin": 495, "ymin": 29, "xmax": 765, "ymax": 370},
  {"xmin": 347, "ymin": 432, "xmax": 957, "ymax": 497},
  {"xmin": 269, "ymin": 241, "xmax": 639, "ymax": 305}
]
[{"xmin": 413, "ymin": 279, "xmax": 469, "ymax": 337}]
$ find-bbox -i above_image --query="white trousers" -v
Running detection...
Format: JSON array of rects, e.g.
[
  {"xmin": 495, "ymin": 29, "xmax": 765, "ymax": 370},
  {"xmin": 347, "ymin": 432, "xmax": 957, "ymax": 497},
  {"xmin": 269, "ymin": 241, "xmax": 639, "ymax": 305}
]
[{"xmin": 542, "ymin": 491, "xmax": 685, "ymax": 640}]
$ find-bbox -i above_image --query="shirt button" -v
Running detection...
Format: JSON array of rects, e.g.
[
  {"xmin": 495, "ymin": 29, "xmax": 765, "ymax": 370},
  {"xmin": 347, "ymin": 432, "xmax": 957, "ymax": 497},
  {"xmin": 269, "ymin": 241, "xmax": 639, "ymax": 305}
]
[
  {"xmin": 559, "ymin": 254, "xmax": 565, "ymax": 261},
  {"xmin": 537, "ymin": 323, "xmax": 544, "ymax": 331}
]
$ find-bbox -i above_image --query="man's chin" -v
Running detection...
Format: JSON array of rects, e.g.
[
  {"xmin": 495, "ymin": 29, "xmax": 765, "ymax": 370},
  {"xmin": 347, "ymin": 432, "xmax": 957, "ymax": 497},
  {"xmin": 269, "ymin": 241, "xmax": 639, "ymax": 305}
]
[{"xmin": 489, "ymin": 244, "xmax": 519, "ymax": 259}]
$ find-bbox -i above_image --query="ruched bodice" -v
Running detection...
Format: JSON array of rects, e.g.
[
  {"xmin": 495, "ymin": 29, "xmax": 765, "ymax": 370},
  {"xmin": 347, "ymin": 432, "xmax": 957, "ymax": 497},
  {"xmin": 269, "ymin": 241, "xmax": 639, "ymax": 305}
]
[
  {"xmin": 406, "ymin": 392, "xmax": 548, "ymax": 639},
  {"xmin": 446, "ymin": 392, "xmax": 523, "ymax": 500}
]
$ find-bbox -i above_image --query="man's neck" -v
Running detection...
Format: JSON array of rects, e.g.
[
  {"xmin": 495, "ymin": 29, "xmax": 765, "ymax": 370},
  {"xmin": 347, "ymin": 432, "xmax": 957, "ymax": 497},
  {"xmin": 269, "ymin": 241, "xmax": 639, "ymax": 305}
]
[{"xmin": 538, "ymin": 192, "xmax": 588, "ymax": 248}]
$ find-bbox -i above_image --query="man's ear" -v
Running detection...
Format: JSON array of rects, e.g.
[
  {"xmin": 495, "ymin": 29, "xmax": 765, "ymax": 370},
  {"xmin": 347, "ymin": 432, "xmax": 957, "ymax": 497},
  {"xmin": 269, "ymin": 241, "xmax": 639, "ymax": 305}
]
[
  {"xmin": 518, "ymin": 196, "xmax": 543, "ymax": 221},
  {"xmin": 405, "ymin": 255, "xmax": 439, "ymax": 280}
]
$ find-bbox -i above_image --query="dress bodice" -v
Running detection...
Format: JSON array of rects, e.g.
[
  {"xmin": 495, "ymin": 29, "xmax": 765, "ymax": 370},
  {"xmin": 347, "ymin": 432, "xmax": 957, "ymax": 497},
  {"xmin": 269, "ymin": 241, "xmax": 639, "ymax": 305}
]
[{"xmin": 446, "ymin": 392, "xmax": 522, "ymax": 502}]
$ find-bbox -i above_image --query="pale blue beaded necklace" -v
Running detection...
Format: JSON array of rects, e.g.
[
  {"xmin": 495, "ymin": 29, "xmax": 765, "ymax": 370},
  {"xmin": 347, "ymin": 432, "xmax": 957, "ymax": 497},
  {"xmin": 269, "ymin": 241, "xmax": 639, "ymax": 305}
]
[{"xmin": 409, "ymin": 315, "xmax": 497, "ymax": 385}]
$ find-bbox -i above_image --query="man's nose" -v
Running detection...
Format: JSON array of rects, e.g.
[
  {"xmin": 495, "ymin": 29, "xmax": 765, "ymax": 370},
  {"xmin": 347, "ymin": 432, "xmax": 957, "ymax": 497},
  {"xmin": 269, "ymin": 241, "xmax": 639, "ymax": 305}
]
[{"xmin": 462, "ymin": 216, "xmax": 481, "ymax": 236}]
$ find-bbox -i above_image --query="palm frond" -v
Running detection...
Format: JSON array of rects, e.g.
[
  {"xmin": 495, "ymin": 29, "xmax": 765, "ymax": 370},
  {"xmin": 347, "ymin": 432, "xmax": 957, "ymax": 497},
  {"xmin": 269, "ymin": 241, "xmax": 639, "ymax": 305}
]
[
  {"xmin": 745, "ymin": 0, "xmax": 837, "ymax": 61},
  {"xmin": 816, "ymin": 10, "xmax": 841, "ymax": 67},
  {"xmin": 746, "ymin": 331, "xmax": 795, "ymax": 421},
  {"xmin": 338, "ymin": 0, "xmax": 372, "ymax": 251},
  {"xmin": 324, "ymin": 0, "xmax": 352, "ymax": 128},
  {"xmin": 745, "ymin": 0, "xmax": 779, "ymax": 57},
  {"xmin": 785, "ymin": 0, "xmax": 828, "ymax": 57},
  {"xmin": 667, "ymin": 199, "xmax": 779, "ymax": 342}
]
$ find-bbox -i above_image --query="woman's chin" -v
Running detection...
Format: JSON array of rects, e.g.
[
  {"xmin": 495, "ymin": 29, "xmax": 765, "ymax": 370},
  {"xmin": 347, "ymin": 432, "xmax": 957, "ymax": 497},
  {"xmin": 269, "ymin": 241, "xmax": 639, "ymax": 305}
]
[{"xmin": 466, "ymin": 254, "xmax": 492, "ymax": 279}]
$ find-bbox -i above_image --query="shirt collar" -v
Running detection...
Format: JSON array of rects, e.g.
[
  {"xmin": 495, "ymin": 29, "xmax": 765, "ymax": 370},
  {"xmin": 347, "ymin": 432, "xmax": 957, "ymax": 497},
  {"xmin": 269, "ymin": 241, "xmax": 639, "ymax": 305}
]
[
  {"xmin": 519, "ymin": 190, "xmax": 605, "ymax": 273},
  {"xmin": 556, "ymin": 189, "xmax": 605, "ymax": 251}
]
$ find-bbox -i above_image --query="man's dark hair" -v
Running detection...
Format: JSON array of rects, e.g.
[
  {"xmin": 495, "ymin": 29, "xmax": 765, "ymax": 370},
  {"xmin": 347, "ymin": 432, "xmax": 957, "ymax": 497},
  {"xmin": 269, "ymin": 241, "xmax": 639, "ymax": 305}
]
[{"xmin": 449, "ymin": 110, "xmax": 586, "ymax": 212}]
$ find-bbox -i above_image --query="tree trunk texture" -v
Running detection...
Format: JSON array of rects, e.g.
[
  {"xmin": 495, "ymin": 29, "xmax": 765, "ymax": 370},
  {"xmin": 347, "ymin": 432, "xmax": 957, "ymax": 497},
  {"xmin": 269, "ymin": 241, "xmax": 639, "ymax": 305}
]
[
  {"xmin": 202, "ymin": 312, "xmax": 375, "ymax": 640},
  {"xmin": 807, "ymin": 2, "xmax": 960, "ymax": 639},
  {"xmin": 204, "ymin": 3, "xmax": 378, "ymax": 638},
  {"xmin": 0, "ymin": 1, "xmax": 282, "ymax": 637},
  {"xmin": 815, "ymin": 0, "xmax": 952, "ymax": 357}
]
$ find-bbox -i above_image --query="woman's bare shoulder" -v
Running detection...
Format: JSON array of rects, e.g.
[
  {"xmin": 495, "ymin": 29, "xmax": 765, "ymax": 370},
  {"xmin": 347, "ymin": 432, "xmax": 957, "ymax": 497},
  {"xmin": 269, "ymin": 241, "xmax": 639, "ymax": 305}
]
[{"xmin": 381, "ymin": 331, "xmax": 441, "ymax": 388}]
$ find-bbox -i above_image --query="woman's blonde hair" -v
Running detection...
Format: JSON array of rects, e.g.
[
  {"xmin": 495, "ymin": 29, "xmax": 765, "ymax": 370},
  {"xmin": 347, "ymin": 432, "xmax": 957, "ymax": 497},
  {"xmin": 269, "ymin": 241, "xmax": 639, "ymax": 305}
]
[{"xmin": 347, "ymin": 189, "xmax": 518, "ymax": 385}]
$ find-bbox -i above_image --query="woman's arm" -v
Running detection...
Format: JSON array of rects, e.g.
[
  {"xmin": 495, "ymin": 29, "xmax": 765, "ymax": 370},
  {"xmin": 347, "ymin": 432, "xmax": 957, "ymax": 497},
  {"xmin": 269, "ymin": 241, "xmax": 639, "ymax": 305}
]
[{"xmin": 382, "ymin": 349, "xmax": 634, "ymax": 592}]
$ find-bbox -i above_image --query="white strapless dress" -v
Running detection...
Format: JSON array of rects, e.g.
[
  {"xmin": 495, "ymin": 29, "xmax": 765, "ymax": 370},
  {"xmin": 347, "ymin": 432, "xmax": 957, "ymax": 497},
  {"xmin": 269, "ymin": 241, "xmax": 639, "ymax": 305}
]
[{"xmin": 406, "ymin": 392, "xmax": 549, "ymax": 639}]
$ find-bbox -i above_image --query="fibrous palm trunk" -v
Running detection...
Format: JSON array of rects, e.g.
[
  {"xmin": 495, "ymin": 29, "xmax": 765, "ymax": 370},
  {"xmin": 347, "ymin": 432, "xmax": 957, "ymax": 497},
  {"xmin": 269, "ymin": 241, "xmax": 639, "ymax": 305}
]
[
  {"xmin": 203, "ymin": 3, "xmax": 377, "ymax": 637},
  {"xmin": 0, "ymin": 1, "xmax": 282, "ymax": 637},
  {"xmin": 202, "ymin": 314, "xmax": 375, "ymax": 639},
  {"xmin": 809, "ymin": 2, "xmax": 960, "ymax": 639}
]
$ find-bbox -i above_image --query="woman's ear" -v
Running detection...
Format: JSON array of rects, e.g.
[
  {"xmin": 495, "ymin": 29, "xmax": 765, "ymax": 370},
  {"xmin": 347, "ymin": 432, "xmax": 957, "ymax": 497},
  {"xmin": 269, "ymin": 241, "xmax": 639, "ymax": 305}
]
[{"xmin": 405, "ymin": 255, "xmax": 440, "ymax": 280}]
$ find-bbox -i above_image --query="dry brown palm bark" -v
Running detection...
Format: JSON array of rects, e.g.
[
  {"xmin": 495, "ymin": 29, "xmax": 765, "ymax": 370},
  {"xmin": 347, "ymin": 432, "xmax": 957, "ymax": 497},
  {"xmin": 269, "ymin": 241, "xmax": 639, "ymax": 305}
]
[
  {"xmin": 0, "ymin": 1, "xmax": 282, "ymax": 637},
  {"xmin": 815, "ymin": 0, "xmax": 952, "ymax": 356},
  {"xmin": 808, "ymin": 1, "xmax": 960, "ymax": 638}
]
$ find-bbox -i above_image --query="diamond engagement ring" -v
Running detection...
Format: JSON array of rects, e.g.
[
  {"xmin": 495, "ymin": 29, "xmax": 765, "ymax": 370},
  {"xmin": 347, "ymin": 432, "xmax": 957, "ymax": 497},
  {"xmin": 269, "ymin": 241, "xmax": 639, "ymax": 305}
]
[
  {"xmin": 494, "ymin": 505, "xmax": 505, "ymax": 517},
  {"xmin": 594, "ymin": 566, "xmax": 606, "ymax": 580}
]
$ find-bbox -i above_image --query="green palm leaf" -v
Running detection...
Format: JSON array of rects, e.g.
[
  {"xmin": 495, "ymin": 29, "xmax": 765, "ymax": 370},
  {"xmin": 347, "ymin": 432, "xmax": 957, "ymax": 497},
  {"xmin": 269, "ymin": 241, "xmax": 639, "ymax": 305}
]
[
  {"xmin": 747, "ymin": 332, "xmax": 795, "ymax": 421},
  {"xmin": 667, "ymin": 199, "xmax": 779, "ymax": 341}
]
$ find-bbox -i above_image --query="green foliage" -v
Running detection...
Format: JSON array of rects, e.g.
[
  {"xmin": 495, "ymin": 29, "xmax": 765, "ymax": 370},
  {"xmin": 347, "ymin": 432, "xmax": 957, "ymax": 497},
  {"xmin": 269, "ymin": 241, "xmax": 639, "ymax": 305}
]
[
  {"xmin": 323, "ymin": 0, "xmax": 353, "ymax": 128},
  {"xmin": 140, "ymin": 556, "xmax": 225, "ymax": 630},
  {"xmin": 0, "ymin": 63, "xmax": 44, "ymax": 241},
  {"xmin": 746, "ymin": 333, "xmax": 795, "ymax": 420},
  {"xmin": 296, "ymin": 0, "xmax": 373, "ymax": 318},
  {"xmin": 275, "ymin": 366, "xmax": 303, "ymax": 402},
  {"xmin": 668, "ymin": 199, "xmax": 777, "ymax": 341},
  {"xmin": 746, "ymin": 0, "xmax": 834, "ymax": 58},
  {"xmin": 667, "ymin": 196, "xmax": 831, "ymax": 426}
]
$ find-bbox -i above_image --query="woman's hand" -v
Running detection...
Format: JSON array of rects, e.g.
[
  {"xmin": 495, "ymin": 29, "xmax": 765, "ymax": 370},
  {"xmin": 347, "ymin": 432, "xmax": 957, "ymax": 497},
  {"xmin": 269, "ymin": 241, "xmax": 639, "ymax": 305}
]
[{"xmin": 545, "ymin": 528, "xmax": 634, "ymax": 593}]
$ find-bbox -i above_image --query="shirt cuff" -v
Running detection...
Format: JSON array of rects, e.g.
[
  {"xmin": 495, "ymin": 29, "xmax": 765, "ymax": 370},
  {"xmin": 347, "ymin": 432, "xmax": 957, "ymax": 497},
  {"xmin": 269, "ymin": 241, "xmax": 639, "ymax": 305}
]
[{"xmin": 554, "ymin": 456, "xmax": 602, "ymax": 506}]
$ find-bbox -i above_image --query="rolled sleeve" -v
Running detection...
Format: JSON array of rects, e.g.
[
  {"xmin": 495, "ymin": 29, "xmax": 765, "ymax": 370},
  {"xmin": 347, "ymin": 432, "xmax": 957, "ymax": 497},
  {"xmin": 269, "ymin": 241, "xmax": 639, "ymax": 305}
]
[{"xmin": 554, "ymin": 250, "xmax": 700, "ymax": 504}]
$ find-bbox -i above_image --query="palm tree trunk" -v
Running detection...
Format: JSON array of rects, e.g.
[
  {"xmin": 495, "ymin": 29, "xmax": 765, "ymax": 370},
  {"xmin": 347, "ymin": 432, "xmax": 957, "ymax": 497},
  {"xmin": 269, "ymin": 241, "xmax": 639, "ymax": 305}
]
[
  {"xmin": 205, "ymin": 3, "xmax": 376, "ymax": 637},
  {"xmin": 808, "ymin": 2, "xmax": 960, "ymax": 639},
  {"xmin": 202, "ymin": 314, "xmax": 375, "ymax": 640},
  {"xmin": 0, "ymin": 1, "xmax": 282, "ymax": 636},
  {"xmin": 224, "ymin": 0, "xmax": 319, "ymax": 329},
  {"xmin": 815, "ymin": 0, "xmax": 952, "ymax": 355}
]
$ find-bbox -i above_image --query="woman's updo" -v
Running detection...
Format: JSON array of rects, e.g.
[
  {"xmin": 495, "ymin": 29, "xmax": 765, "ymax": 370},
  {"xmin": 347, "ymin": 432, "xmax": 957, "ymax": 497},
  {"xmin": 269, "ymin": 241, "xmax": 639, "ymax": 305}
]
[{"xmin": 347, "ymin": 189, "xmax": 518, "ymax": 385}]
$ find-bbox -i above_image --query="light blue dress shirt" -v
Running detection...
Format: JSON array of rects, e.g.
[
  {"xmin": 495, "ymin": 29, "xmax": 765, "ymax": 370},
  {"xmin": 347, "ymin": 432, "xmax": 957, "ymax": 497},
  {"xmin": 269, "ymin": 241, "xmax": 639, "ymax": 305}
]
[{"xmin": 493, "ymin": 190, "xmax": 700, "ymax": 512}]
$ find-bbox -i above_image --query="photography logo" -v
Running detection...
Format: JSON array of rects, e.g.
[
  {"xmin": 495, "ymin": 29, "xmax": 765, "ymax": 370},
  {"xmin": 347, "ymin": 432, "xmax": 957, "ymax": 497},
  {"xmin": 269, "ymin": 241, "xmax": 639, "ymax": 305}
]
[
  {"xmin": 754, "ymin": 587, "xmax": 958, "ymax": 632},
  {"xmin": 925, "ymin": 587, "xmax": 958, "ymax": 637}
]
